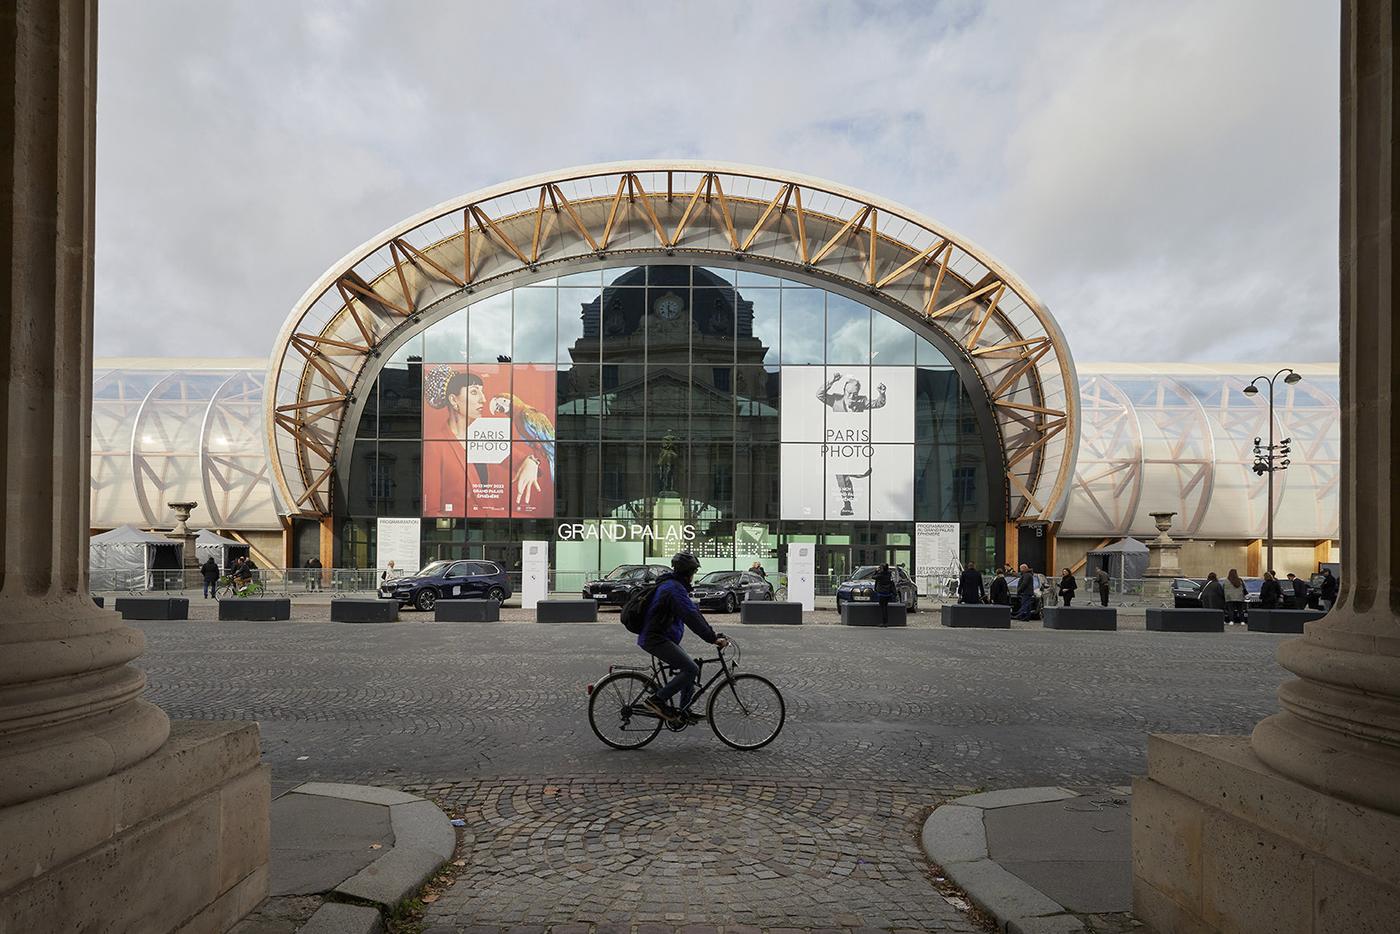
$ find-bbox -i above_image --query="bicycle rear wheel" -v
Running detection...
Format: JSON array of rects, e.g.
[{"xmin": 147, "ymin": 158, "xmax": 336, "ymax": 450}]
[
  {"xmin": 588, "ymin": 671, "xmax": 664, "ymax": 750},
  {"xmin": 707, "ymin": 673, "xmax": 785, "ymax": 750}
]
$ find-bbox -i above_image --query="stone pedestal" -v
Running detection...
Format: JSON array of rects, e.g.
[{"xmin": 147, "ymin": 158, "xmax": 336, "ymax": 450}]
[
  {"xmin": 0, "ymin": 5, "xmax": 267, "ymax": 930},
  {"xmin": 1142, "ymin": 511, "xmax": 1184, "ymax": 604},
  {"xmin": 1133, "ymin": 5, "xmax": 1400, "ymax": 929},
  {"xmin": 166, "ymin": 501, "xmax": 201, "ymax": 570}
]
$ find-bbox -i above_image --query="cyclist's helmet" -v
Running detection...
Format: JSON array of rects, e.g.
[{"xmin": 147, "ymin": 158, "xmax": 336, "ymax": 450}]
[{"xmin": 671, "ymin": 552, "xmax": 701, "ymax": 577}]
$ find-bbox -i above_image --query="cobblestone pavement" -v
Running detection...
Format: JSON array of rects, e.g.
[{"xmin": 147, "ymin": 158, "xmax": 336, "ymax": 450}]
[{"xmin": 138, "ymin": 618, "xmax": 1286, "ymax": 931}]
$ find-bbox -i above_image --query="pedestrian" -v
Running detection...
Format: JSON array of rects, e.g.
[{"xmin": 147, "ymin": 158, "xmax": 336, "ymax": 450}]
[
  {"xmin": 1200, "ymin": 572, "xmax": 1226, "ymax": 612},
  {"xmin": 1013, "ymin": 563, "xmax": 1036, "ymax": 620},
  {"xmin": 1094, "ymin": 565, "xmax": 1111, "ymax": 607},
  {"xmin": 989, "ymin": 566, "xmax": 1010, "ymax": 606},
  {"xmin": 873, "ymin": 562, "xmax": 896, "ymax": 627},
  {"xmin": 304, "ymin": 556, "xmax": 322, "ymax": 592},
  {"xmin": 200, "ymin": 556, "xmax": 219, "ymax": 599},
  {"xmin": 1286, "ymin": 572, "xmax": 1309, "ymax": 609},
  {"xmin": 1224, "ymin": 569, "xmax": 1247, "ymax": 624},
  {"xmin": 749, "ymin": 562, "xmax": 767, "ymax": 579},
  {"xmin": 1058, "ymin": 567, "xmax": 1077, "ymax": 607},
  {"xmin": 958, "ymin": 561, "xmax": 985, "ymax": 604},
  {"xmin": 1319, "ymin": 567, "xmax": 1339, "ymax": 610},
  {"xmin": 1260, "ymin": 570, "xmax": 1283, "ymax": 609}
]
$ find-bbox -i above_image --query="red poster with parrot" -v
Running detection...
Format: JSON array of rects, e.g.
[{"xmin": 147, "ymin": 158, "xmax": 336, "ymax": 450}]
[{"xmin": 490, "ymin": 364, "xmax": 556, "ymax": 517}]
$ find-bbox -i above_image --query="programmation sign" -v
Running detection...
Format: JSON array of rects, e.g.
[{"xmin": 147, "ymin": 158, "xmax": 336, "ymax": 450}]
[
  {"xmin": 915, "ymin": 522, "xmax": 960, "ymax": 590},
  {"xmin": 376, "ymin": 518, "xmax": 421, "ymax": 574},
  {"xmin": 421, "ymin": 363, "xmax": 556, "ymax": 518},
  {"xmin": 779, "ymin": 367, "xmax": 914, "ymax": 520}
]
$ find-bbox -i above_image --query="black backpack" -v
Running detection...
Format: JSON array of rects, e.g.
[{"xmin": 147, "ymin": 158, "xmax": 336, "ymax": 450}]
[{"xmin": 620, "ymin": 581, "xmax": 663, "ymax": 634}]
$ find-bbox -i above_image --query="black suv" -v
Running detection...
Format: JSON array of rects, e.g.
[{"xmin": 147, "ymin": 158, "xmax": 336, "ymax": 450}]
[
  {"xmin": 381, "ymin": 560, "xmax": 511, "ymax": 612},
  {"xmin": 582, "ymin": 564, "xmax": 670, "ymax": 607},
  {"xmin": 691, "ymin": 570, "xmax": 775, "ymax": 613}
]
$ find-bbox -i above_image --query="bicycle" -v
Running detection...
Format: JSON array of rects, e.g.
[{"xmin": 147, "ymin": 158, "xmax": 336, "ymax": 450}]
[
  {"xmin": 587, "ymin": 638, "xmax": 785, "ymax": 751},
  {"xmin": 215, "ymin": 575, "xmax": 265, "ymax": 599}
]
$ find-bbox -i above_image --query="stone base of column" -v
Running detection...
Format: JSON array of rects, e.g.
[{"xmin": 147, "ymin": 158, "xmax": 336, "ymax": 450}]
[
  {"xmin": 0, "ymin": 721, "xmax": 269, "ymax": 933},
  {"xmin": 1132, "ymin": 733, "xmax": 1400, "ymax": 933}
]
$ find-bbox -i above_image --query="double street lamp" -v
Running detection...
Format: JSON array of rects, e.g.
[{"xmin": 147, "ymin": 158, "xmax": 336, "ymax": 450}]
[{"xmin": 1242, "ymin": 367, "xmax": 1302, "ymax": 573}]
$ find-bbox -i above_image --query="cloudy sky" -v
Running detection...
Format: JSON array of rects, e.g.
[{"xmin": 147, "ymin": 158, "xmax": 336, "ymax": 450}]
[{"xmin": 94, "ymin": 0, "xmax": 1339, "ymax": 364}]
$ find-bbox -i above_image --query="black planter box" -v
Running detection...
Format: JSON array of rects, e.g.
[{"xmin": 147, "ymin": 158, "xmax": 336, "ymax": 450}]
[
  {"xmin": 940, "ymin": 604, "xmax": 1011, "ymax": 628},
  {"xmin": 536, "ymin": 599, "xmax": 597, "ymax": 623},
  {"xmin": 436, "ymin": 599, "xmax": 501, "ymax": 622},
  {"xmin": 1246, "ymin": 608, "xmax": 1327, "ymax": 633},
  {"xmin": 331, "ymin": 598, "xmax": 399, "ymax": 623},
  {"xmin": 841, "ymin": 602, "xmax": 908, "ymax": 627},
  {"xmin": 218, "ymin": 597, "xmax": 291, "ymax": 621},
  {"xmin": 114, "ymin": 597, "xmax": 188, "ymax": 620},
  {"xmin": 740, "ymin": 601, "xmax": 804, "ymax": 625},
  {"xmin": 1042, "ymin": 607, "xmax": 1118, "ymax": 631},
  {"xmin": 1145, "ymin": 608, "xmax": 1224, "ymax": 632}
]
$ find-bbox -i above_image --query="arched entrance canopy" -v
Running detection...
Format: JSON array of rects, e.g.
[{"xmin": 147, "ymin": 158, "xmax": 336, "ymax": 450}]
[{"xmin": 266, "ymin": 161, "xmax": 1079, "ymax": 521}]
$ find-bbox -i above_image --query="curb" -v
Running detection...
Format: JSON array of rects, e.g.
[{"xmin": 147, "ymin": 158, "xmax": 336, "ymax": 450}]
[
  {"xmin": 282, "ymin": 782, "xmax": 456, "ymax": 928},
  {"xmin": 921, "ymin": 787, "xmax": 1086, "ymax": 934}
]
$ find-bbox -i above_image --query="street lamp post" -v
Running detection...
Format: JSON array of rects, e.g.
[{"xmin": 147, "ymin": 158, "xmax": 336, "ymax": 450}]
[{"xmin": 1242, "ymin": 368, "xmax": 1302, "ymax": 574}]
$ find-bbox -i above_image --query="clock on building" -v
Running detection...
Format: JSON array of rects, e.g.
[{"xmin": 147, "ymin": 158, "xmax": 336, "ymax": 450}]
[{"xmin": 653, "ymin": 291, "xmax": 685, "ymax": 320}]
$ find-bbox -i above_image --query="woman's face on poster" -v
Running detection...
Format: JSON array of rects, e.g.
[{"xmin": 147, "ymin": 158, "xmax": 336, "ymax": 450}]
[{"xmin": 449, "ymin": 382, "xmax": 486, "ymax": 423}]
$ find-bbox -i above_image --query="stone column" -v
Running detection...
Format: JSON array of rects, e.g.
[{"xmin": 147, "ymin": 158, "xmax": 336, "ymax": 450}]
[
  {"xmin": 1132, "ymin": 3, "xmax": 1400, "ymax": 930},
  {"xmin": 1, "ymin": 4, "xmax": 268, "ymax": 930},
  {"xmin": 0, "ymin": 0, "xmax": 170, "ymax": 810},
  {"xmin": 1248, "ymin": 0, "xmax": 1400, "ymax": 814}
]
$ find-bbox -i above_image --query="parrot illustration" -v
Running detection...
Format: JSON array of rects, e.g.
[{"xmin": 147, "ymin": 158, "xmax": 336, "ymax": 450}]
[{"xmin": 489, "ymin": 394, "xmax": 555, "ymax": 475}]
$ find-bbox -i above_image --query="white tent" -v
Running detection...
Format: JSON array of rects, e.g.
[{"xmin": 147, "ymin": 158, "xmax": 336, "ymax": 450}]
[
  {"xmin": 195, "ymin": 529, "xmax": 249, "ymax": 570},
  {"xmin": 89, "ymin": 525, "xmax": 184, "ymax": 591}
]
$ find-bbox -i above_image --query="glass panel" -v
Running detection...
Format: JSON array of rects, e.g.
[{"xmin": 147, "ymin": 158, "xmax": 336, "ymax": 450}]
[
  {"xmin": 736, "ymin": 365, "xmax": 779, "ymax": 443},
  {"xmin": 345, "ymin": 441, "xmax": 380, "ymax": 517},
  {"xmin": 916, "ymin": 334, "xmax": 951, "ymax": 367},
  {"xmin": 699, "ymin": 266, "xmax": 736, "ymax": 285},
  {"xmin": 600, "ymin": 286, "xmax": 646, "ymax": 362},
  {"xmin": 600, "ymin": 442, "xmax": 650, "ymax": 518},
  {"xmin": 650, "ymin": 441, "xmax": 687, "ymax": 502},
  {"xmin": 388, "ymin": 332, "xmax": 423, "ymax": 364},
  {"xmin": 737, "ymin": 270, "xmax": 782, "ymax": 287},
  {"xmin": 691, "ymin": 365, "xmax": 734, "ymax": 440},
  {"xmin": 736, "ymin": 443, "xmax": 781, "ymax": 520},
  {"xmin": 781, "ymin": 287, "xmax": 825, "ymax": 364},
  {"xmin": 825, "ymin": 293, "xmax": 870, "ymax": 365},
  {"xmin": 354, "ymin": 383, "xmax": 377, "ymax": 439},
  {"xmin": 691, "ymin": 443, "xmax": 734, "ymax": 518},
  {"xmin": 558, "ymin": 270, "xmax": 601, "ymax": 286},
  {"xmin": 691, "ymin": 283, "xmax": 735, "ymax": 364},
  {"xmin": 377, "ymin": 440, "xmax": 423, "ymax": 518},
  {"xmin": 871, "ymin": 309, "xmax": 916, "ymax": 365},
  {"xmin": 646, "ymin": 286, "xmax": 690, "ymax": 363},
  {"xmin": 646, "ymin": 364, "xmax": 689, "ymax": 439},
  {"xmin": 512, "ymin": 287, "xmax": 557, "ymax": 363},
  {"xmin": 469, "ymin": 291, "xmax": 512, "ymax": 363},
  {"xmin": 559, "ymin": 287, "xmax": 598, "ymax": 364},
  {"xmin": 601, "ymin": 364, "xmax": 645, "ymax": 440},
  {"xmin": 604, "ymin": 266, "xmax": 645, "ymax": 285},
  {"xmin": 555, "ymin": 442, "xmax": 600, "ymax": 517},
  {"xmin": 423, "ymin": 311, "xmax": 467, "ymax": 363},
  {"xmin": 557, "ymin": 364, "xmax": 599, "ymax": 441},
  {"xmin": 377, "ymin": 363, "xmax": 421, "ymax": 439},
  {"xmin": 740, "ymin": 286, "xmax": 779, "ymax": 367},
  {"xmin": 647, "ymin": 265, "xmax": 689, "ymax": 288}
]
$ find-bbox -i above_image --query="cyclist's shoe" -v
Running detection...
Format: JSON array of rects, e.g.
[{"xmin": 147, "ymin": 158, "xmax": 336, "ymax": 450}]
[
  {"xmin": 641, "ymin": 698, "xmax": 678, "ymax": 722},
  {"xmin": 682, "ymin": 710, "xmax": 705, "ymax": 725}
]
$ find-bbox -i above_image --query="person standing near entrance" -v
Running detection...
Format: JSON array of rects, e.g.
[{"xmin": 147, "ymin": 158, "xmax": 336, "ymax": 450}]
[
  {"xmin": 200, "ymin": 556, "xmax": 219, "ymax": 599},
  {"xmin": 989, "ymin": 566, "xmax": 1010, "ymax": 606},
  {"xmin": 1287, "ymin": 572, "xmax": 1309, "ymax": 608},
  {"xmin": 1058, "ymin": 568, "xmax": 1077, "ymax": 607},
  {"xmin": 873, "ymin": 563, "xmax": 896, "ymax": 626},
  {"xmin": 1223, "ymin": 569, "xmax": 1247, "ymax": 624},
  {"xmin": 958, "ymin": 561, "xmax": 985, "ymax": 604},
  {"xmin": 305, "ymin": 556, "xmax": 322, "ymax": 592},
  {"xmin": 1318, "ymin": 567, "xmax": 1339, "ymax": 610},
  {"xmin": 1094, "ymin": 566, "xmax": 1111, "ymax": 607},
  {"xmin": 1199, "ymin": 571, "xmax": 1226, "ymax": 613},
  {"xmin": 1260, "ymin": 570, "xmax": 1283, "ymax": 609},
  {"xmin": 1013, "ymin": 564, "xmax": 1036, "ymax": 620}
]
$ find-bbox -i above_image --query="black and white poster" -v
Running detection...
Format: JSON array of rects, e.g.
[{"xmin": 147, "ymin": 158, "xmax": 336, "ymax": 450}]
[{"xmin": 780, "ymin": 366, "xmax": 914, "ymax": 520}]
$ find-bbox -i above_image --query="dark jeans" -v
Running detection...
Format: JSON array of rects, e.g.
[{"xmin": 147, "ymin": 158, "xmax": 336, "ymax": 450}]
[
  {"xmin": 1062, "ymin": 593, "xmax": 1074, "ymax": 607},
  {"xmin": 1014, "ymin": 591, "xmax": 1034, "ymax": 619},
  {"xmin": 1226, "ymin": 601, "xmax": 1247, "ymax": 623},
  {"xmin": 644, "ymin": 639, "xmax": 700, "ymax": 710},
  {"xmin": 202, "ymin": 579, "xmax": 217, "ymax": 598},
  {"xmin": 1098, "ymin": 585, "xmax": 1109, "ymax": 607},
  {"xmin": 877, "ymin": 594, "xmax": 892, "ymax": 625}
]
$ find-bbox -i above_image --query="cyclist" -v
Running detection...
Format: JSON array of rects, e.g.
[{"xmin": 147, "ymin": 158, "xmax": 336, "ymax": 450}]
[{"xmin": 639, "ymin": 552, "xmax": 729, "ymax": 725}]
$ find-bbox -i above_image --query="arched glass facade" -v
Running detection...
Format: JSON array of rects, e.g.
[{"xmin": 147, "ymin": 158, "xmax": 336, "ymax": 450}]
[{"xmin": 339, "ymin": 264, "xmax": 1002, "ymax": 582}]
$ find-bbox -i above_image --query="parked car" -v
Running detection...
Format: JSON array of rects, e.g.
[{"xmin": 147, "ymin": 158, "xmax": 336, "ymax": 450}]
[
  {"xmin": 1172, "ymin": 578, "xmax": 1207, "ymax": 608},
  {"xmin": 835, "ymin": 566, "xmax": 919, "ymax": 612},
  {"xmin": 691, "ymin": 570, "xmax": 775, "ymax": 613},
  {"xmin": 380, "ymin": 559, "xmax": 511, "ymax": 611},
  {"xmin": 581, "ymin": 564, "xmax": 670, "ymax": 608}
]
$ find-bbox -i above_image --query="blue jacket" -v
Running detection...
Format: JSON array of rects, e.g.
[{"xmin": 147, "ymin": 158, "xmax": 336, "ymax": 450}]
[{"xmin": 637, "ymin": 573, "xmax": 719, "ymax": 648}]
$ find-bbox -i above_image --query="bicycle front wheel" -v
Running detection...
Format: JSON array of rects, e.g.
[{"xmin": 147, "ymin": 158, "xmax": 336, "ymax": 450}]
[
  {"xmin": 588, "ymin": 671, "xmax": 664, "ymax": 750},
  {"xmin": 708, "ymin": 673, "xmax": 785, "ymax": 750}
]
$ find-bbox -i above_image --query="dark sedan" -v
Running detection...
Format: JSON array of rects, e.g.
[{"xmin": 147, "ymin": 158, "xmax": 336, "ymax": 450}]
[
  {"xmin": 691, "ymin": 570, "xmax": 775, "ymax": 613},
  {"xmin": 835, "ymin": 566, "xmax": 918, "ymax": 612},
  {"xmin": 582, "ymin": 564, "xmax": 670, "ymax": 607},
  {"xmin": 1172, "ymin": 578, "xmax": 1207, "ymax": 608},
  {"xmin": 380, "ymin": 559, "xmax": 511, "ymax": 612}
]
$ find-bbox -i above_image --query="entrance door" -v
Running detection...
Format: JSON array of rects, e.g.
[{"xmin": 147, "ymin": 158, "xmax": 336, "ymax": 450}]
[{"xmin": 818, "ymin": 545, "xmax": 850, "ymax": 584}]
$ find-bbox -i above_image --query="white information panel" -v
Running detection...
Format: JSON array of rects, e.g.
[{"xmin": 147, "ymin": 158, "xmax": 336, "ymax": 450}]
[
  {"xmin": 915, "ymin": 522, "xmax": 960, "ymax": 594},
  {"xmin": 787, "ymin": 542, "xmax": 816, "ymax": 611},
  {"xmin": 376, "ymin": 518, "xmax": 421, "ymax": 577},
  {"xmin": 521, "ymin": 540, "xmax": 549, "ymax": 610}
]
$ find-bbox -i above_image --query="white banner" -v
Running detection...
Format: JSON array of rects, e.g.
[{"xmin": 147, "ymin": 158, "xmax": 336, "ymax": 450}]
[
  {"xmin": 377, "ymin": 518, "xmax": 421, "ymax": 576},
  {"xmin": 915, "ymin": 522, "xmax": 960, "ymax": 593},
  {"xmin": 521, "ymin": 540, "xmax": 548, "ymax": 610},
  {"xmin": 787, "ymin": 542, "xmax": 816, "ymax": 611}
]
